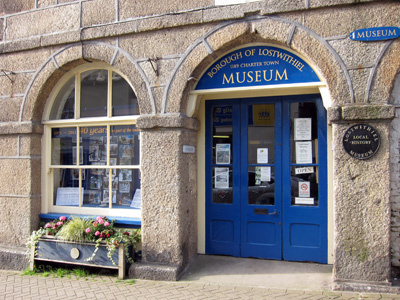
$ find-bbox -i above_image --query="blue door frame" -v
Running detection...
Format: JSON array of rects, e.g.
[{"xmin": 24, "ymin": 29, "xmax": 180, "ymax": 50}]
[{"xmin": 205, "ymin": 95, "xmax": 327, "ymax": 263}]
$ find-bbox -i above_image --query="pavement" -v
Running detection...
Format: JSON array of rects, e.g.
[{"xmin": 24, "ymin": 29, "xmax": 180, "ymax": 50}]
[{"xmin": 1, "ymin": 255, "xmax": 400, "ymax": 299}]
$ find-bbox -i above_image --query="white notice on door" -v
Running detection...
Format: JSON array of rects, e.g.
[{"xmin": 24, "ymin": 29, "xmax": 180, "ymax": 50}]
[
  {"xmin": 295, "ymin": 197, "xmax": 314, "ymax": 205},
  {"xmin": 298, "ymin": 181, "xmax": 310, "ymax": 198},
  {"xmin": 215, "ymin": 167, "xmax": 229, "ymax": 189},
  {"xmin": 294, "ymin": 118, "xmax": 312, "ymax": 141},
  {"xmin": 296, "ymin": 141, "xmax": 312, "ymax": 164},
  {"xmin": 257, "ymin": 148, "xmax": 268, "ymax": 164}
]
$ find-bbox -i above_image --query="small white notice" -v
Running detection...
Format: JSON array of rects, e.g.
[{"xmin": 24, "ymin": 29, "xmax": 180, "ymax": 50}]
[
  {"xmin": 183, "ymin": 145, "xmax": 195, "ymax": 153},
  {"xmin": 296, "ymin": 141, "xmax": 312, "ymax": 164},
  {"xmin": 295, "ymin": 197, "xmax": 314, "ymax": 205},
  {"xmin": 216, "ymin": 144, "xmax": 231, "ymax": 164},
  {"xmin": 298, "ymin": 181, "xmax": 310, "ymax": 198},
  {"xmin": 294, "ymin": 118, "xmax": 312, "ymax": 141},
  {"xmin": 131, "ymin": 189, "xmax": 141, "ymax": 209},
  {"xmin": 295, "ymin": 166, "xmax": 314, "ymax": 175},
  {"xmin": 56, "ymin": 187, "xmax": 83, "ymax": 206},
  {"xmin": 260, "ymin": 166, "xmax": 271, "ymax": 182},
  {"xmin": 257, "ymin": 148, "xmax": 268, "ymax": 164},
  {"xmin": 215, "ymin": 167, "xmax": 229, "ymax": 189}
]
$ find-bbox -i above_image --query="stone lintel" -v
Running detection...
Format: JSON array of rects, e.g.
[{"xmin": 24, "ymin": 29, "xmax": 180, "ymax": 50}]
[
  {"xmin": 0, "ymin": 122, "xmax": 44, "ymax": 135},
  {"xmin": 137, "ymin": 114, "xmax": 200, "ymax": 131},
  {"xmin": 129, "ymin": 262, "xmax": 182, "ymax": 281},
  {"xmin": 328, "ymin": 104, "xmax": 395, "ymax": 124}
]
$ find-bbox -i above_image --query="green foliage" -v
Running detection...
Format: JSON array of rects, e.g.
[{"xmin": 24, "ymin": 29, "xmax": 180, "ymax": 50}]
[{"xmin": 56, "ymin": 216, "xmax": 93, "ymax": 242}]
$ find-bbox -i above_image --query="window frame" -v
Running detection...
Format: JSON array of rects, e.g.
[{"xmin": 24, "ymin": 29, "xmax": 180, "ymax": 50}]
[{"xmin": 41, "ymin": 63, "xmax": 141, "ymax": 219}]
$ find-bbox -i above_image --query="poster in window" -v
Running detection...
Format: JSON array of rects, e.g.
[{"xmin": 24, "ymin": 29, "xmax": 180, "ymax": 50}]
[
  {"xmin": 119, "ymin": 135, "xmax": 134, "ymax": 144},
  {"xmin": 71, "ymin": 169, "xmax": 85, "ymax": 180},
  {"xmin": 294, "ymin": 118, "xmax": 312, "ymax": 141},
  {"xmin": 102, "ymin": 190, "xmax": 109, "ymax": 206},
  {"xmin": 89, "ymin": 176, "xmax": 102, "ymax": 189},
  {"xmin": 120, "ymin": 157, "xmax": 132, "ymax": 165},
  {"xmin": 131, "ymin": 189, "xmax": 141, "ymax": 208},
  {"xmin": 56, "ymin": 187, "xmax": 83, "ymax": 206},
  {"xmin": 214, "ymin": 167, "xmax": 229, "ymax": 189},
  {"xmin": 110, "ymin": 144, "xmax": 118, "ymax": 156},
  {"xmin": 110, "ymin": 158, "xmax": 117, "ymax": 166},
  {"xmin": 72, "ymin": 146, "xmax": 83, "ymax": 165},
  {"xmin": 119, "ymin": 169, "xmax": 132, "ymax": 181},
  {"xmin": 103, "ymin": 177, "xmax": 109, "ymax": 189},
  {"xmin": 216, "ymin": 144, "xmax": 230, "ymax": 164},
  {"xmin": 296, "ymin": 141, "xmax": 312, "ymax": 164},
  {"xmin": 112, "ymin": 177, "xmax": 119, "ymax": 189},
  {"xmin": 120, "ymin": 144, "xmax": 134, "ymax": 158},
  {"xmin": 89, "ymin": 145, "xmax": 99, "ymax": 161},
  {"xmin": 119, "ymin": 181, "xmax": 130, "ymax": 193}
]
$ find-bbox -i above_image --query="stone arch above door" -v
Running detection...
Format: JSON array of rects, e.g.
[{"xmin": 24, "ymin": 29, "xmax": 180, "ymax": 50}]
[
  {"xmin": 20, "ymin": 41, "xmax": 153, "ymax": 123},
  {"xmin": 162, "ymin": 16, "xmax": 355, "ymax": 116}
]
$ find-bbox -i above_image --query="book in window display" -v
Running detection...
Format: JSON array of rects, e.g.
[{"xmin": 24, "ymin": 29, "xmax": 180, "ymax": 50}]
[
  {"xmin": 119, "ymin": 181, "xmax": 130, "ymax": 193},
  {"xmin": 102, "ymin": 176, "xmax": 109, "ymax": 189},
  {"xmin": 89, "ymin": 176, "xmax": 102, "ymax": 190}
]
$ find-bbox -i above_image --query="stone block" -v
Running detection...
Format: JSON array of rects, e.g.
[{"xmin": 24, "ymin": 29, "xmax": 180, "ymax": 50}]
[
  {"xmin": 138, "ymin": 57, "xmax": 179, "ymax": 88},
  {"xmin": 341, "ymin": 104, "xmax": 395, "ymax": 120},
  {"xmin": 119, "ymin": 0, "xmax": 212, "ymax": 20},
  {"xmin": 6, "ymin": 4, "xmax": 80, "ymax": 40},
  {"xmin": 137, "ymin": 11, "xmax": 203, "ymax": 33},
  {"xmin": 0, "ymin": 136, "xmax": 18, "ymax": 156},
  {"xmin": 205, "ymin": 22, "xmax": 249, "ymax": 53},
  {"xmin": 0, "ymin": 122, "xmax": 43, "ymax": 135},
  {"xmin": 41, "ymin": 30, "xmax": 81, "ymax": 47},
  {"xmin": 369, "ymin": 41, "xmax": 400, "ymax": 104},
  {"xmin": 152, "ymin": 86, "xmax": 165, "ymax": 114},
  {"xmin": 81, "ymin": 20, "xmax": 137, "ymax": 41},
  {"xmin": 328, "ymin": 39, "xmax": 385, "ymax": 70},
  {"xmin": 119, "ymin": 25, "xmax": 212, "ymax": 58},
  {"xmin": 0, "ymin": 159, "xmax": 39, "ymax": 195},
  {"xmin": 0, "ymin": 245, "xmax": 28, "ymax": 270},
  {"xmin": 0, "ymin": 98, "xmax": 22, "ymax": 122},
  {"xmin": 19, "ymin": 134, "xmax": 42, "ymax": 157},
  {"xmin": 37, "ymin": 0, "xmax": 55, "ymax": 8},
  {"xmin": 1, "ymin": 36, "xmax": 41, "ymax": 53},
  {"xmin": 0, "ymin": 48, "xmax": 53, "ymax": 72},
  {"xmin": 82, "ymin": 0, "xmax": 116, "ymax": 28},
  {"xmin": 0, "ymin": 0, "xmax": 34, "ymax": 15},
  {"xmin": 0, "ymin": 196, "xmax": 41, "ymax": 247},
  {"xmin": 82, "ymin": 42, "xmax": 116, "ymax": 64},
  {"xmin": 347, "ymin": 69, "xmax": 371, "ymax": 104},
  {"xmin": 0, "ymin": 72, "xmax": 34, "ymax": 97},
  {"xmin": 254, "ymin": 17, "xmax": 293, "ymax": 45}
]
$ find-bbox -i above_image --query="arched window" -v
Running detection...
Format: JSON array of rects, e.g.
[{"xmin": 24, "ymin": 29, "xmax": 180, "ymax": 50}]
[{"xmin": 42, "ymin": 65, "xmax": 141, "ymax": 219}]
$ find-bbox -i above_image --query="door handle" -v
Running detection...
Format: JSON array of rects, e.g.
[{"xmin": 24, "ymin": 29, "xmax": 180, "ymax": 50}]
[{"xmin": 268, "ymin": 210, "xmax": 280, "ymax": 216}]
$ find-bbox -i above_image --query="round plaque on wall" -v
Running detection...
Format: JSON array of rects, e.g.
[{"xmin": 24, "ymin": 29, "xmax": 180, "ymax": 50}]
[{"xmin": 343, "ymin": 124, "xmax": 380, "ymax": 160}]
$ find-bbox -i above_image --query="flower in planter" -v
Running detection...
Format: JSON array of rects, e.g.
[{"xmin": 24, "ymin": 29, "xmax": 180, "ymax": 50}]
[{"xmin": 26, "ymin": 215, "xmax": 141, "ymax": 267}]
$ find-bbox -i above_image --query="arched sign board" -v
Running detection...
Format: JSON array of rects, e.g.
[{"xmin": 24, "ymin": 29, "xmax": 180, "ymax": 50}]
[
  {"xmin": 195, "ymin": 46, "xmax": 321, "ymax": 91},
  {"xmin": 343, "ymin": 124, "xmax": 380, "ymax": 160}
]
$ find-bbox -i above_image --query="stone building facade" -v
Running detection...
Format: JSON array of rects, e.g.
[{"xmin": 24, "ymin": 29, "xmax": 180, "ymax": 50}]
[{"xmin": 1, "ymin": 0, "xmax": 400, "ymax": 292}]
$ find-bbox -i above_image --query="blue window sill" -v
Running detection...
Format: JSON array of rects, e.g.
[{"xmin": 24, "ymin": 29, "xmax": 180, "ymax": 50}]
[{"xmin": 39, "ymin": 213, "xmax": 141, "ymax": 229}]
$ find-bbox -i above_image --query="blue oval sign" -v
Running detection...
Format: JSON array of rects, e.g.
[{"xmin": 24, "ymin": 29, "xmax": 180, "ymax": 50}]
[
  {"xmin": 349, "ymin": 26, "xmax": 400, "ymax": 42},
  {"xmin": 195, "ymin": 46, "xmax": 321, "ymax": 90}
]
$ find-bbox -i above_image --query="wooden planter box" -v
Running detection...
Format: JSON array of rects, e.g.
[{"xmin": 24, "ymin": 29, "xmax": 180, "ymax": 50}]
[{"xmin": 30, "ymin": 237, "xmax": 132, "ymax": 279}]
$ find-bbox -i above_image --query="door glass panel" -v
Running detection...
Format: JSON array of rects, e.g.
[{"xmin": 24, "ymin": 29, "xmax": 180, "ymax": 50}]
[
  {"xmin": 248, "ymin": 166, "xmax": 275, "ymax": 205},
  {"xmin": 212, "ymin": 166, "xmax": 232, "ymax": 204},
  {"xmin": 290, "ymin": 102, "xmax": 318, "ymax": 164},
  {"xmin": 290, "ymin": 166, "xmax": 319, "ymax": 206},
  {"xmin": 212, "ymin": 106, "xmax": 233, "ymax": 165},
  {"xmin": 248, "ymin": 104, "xmax": 275, "ymax": 164}
]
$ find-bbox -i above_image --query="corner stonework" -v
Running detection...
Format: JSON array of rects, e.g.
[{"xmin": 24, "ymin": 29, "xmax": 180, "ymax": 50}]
[
  {"xmin": 130, "ymin": 114, "xmax": 199, "ymax": 281},
  {"xmin": 330, "ymin": 104, "xmax": 395, "ymax": 291}
]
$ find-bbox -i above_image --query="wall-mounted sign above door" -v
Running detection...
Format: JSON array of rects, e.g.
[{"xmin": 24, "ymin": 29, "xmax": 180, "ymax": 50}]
[
  {"xmin": 195, "ymin": 45, "xmax": 321, "ymax": 90},
  {"xmin": 349, "ymin": 26, "xmax": 400, "ymax": 42},
  {"xmin": 343, "ymin": 124, "xmax": 380, "ymax": 160}
]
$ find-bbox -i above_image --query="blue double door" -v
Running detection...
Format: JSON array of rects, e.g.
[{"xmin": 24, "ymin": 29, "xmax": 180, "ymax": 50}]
[{"xmin": 205, "ymin": 95, "xmax": 327, "ymax": 263}]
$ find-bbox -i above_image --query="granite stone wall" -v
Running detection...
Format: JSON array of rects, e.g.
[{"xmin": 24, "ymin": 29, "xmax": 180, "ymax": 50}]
[{"xmin": 0, "ymin": 0, "xmax": 399, "ymax": 288}]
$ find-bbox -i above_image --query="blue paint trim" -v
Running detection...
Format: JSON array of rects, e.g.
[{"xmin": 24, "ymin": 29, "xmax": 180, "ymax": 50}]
[{"xmin": 39, "ymin": 213, "xmax": 141, "ymax": 229}]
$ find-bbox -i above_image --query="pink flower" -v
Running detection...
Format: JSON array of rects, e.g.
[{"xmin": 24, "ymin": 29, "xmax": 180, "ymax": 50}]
[
  {"xmin": 96, "ymin": 216, "xmax": 102, "ymax": 221},
  {"xmin": 45, "ymin": 223, "xmax": 51, "ymax": 228},
  {"xmin": 59, "ymin": 216, "xmax": 66, "ymax": 221},
  {"xmin": 56, "ymin": 222, "xmax": 63, "ymax": 226},
  {"xmin": 98, "ymin": 218, "xmax": 104, "ymax": 225},
  {"xmin": 95, "ymin": 231, "xmax": 100, "ymax": 236},
  {"xmin": 85, "ymin": 228, "xmax": 91, "ymax": 233},
  {"xmin": 104, "ymin": 221, "xmax": 110, "ymax": 226},
  {"xmin": 93, "ymin": 221, "xmax": 98, "ymax": 227}
]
